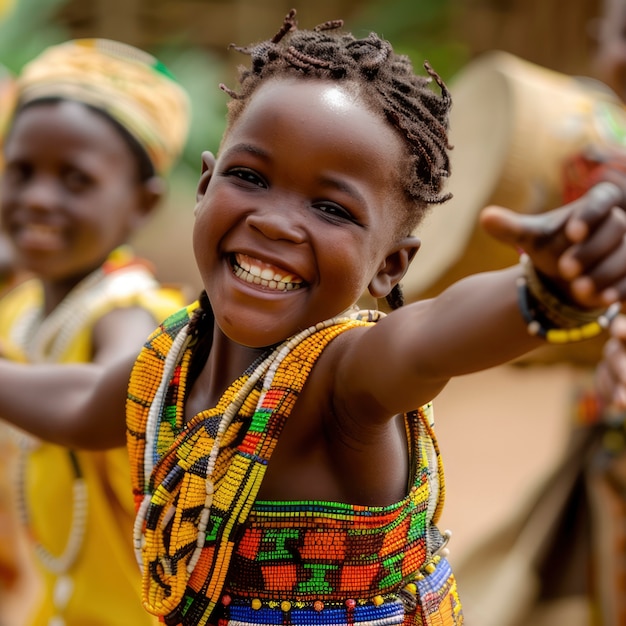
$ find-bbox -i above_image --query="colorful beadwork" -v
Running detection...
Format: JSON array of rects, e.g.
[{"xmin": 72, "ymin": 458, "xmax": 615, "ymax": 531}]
[
  {"xmin": 517, "ymin": 253, "xmax": 621, "ymax": 344},
  {"xmin": 127, "ymin": 306, "xmax": 464, "ymax": 625},
  {"xmin": 6, "ymin": 245, "xmax": 181, "ymax": 626}
]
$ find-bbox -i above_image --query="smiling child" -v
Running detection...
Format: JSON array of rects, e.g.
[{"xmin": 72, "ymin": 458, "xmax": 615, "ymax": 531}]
[{"xmin": 0, "ymin": 10, "xmax": 625, "ymax": 626}]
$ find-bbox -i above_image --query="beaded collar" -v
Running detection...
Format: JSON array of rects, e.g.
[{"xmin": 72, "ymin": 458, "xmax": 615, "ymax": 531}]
[
  {"xmin": 127, "ymin": 308, "xmax": 383, "ymax": 624},
  {"xmin": 10, "ymin": 245, "xmax": 158, "ymax": 362}
]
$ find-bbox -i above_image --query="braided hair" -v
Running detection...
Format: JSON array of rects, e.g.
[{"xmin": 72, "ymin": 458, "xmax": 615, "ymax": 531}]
[{"xmin": 221, "ymin": 9, "xmax": 452, "ymax": 219}]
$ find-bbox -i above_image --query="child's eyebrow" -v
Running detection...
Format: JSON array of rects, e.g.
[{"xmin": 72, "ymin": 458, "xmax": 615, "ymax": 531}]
[
  {"xmin": 315, "ymin": 174, "xmax": 368, "ymax": 208},
  {"xmin": 220, "ymin": 142, "xmax": 269, "ymax": 162}
]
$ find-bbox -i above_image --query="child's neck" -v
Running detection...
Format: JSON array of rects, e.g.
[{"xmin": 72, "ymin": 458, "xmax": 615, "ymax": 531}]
[{"xmin": 184, "ymin": 326, "xmax": 269, "ymax": 423}]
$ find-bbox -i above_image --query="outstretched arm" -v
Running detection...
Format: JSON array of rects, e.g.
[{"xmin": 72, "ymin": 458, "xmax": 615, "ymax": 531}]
[
  {"xmin": 0, "ymin": 305, "xmax": 158, "ymax": 450},
  {"xmin": 338, "ymin": 182, "xmax": 626, "ymax": 420},
  {"xmin": 0, "ymin": 352, "xmax": 135, "ymax": 449}
]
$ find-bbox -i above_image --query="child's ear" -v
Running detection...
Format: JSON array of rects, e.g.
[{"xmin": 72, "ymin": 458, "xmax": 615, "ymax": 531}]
[
  {"xmin": 368, "ymin": 236, "xmax": 421, "ymax": 299},
  {"xmin": 196, "ymin": 151, "xmax": 216, "ymax": 202}
]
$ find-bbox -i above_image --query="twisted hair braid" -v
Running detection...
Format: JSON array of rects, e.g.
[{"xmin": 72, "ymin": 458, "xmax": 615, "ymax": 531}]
[
  {"xmin": 219, "ymin": 9, "xmax": 453, "ymax": 309},
  {"xmin": 221, "ymin": 9, "xmax": 452, "ymax": 214}
]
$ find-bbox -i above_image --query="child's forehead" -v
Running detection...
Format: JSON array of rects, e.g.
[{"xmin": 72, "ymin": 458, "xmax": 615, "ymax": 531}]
[
  {"xmin": 223, "ymin": 78, "xmax": 404, "ymax": 162},
  {"xmin": 245, "ymin": 77, "xmax": 359, "ymax": 112},
  {"xmin": 225, "ymin": 77, "xmax": 392, "ymax": 148},
  {"xmin": 12, "ymin": 100, "xmax": 126, "ymax": 144},
  {"xmin": 217, "ymin": 77, "xmax": 411, "ymax": 224}
]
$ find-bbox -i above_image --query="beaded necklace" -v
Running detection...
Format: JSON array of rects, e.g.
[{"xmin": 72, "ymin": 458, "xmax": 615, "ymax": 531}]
[
  {"xmin": 11, "ymin": 246, "xmax": 159, "ymax": 362},
  {"xmin": 11, "ymin": 246, "xmax": 160, "ymax": 625},
  {"xmin": 127, "ymin": 308, "xmax": 382, "ymax": 625}
]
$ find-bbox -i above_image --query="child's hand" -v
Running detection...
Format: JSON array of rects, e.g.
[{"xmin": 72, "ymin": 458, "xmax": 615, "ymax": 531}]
[{"xmin": 480, "ymin": 181, "xmax": 626, "ymax": 310}]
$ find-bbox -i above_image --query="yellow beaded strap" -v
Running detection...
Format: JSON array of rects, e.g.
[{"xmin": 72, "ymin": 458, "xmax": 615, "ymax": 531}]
[
  {"xmin": 517, "ymin": 253, "xmax": 621, "ymax": 344},
  {"xmin": 127, "ymin": 308, "xmax": 379, "ymax": 625},
  {"xmin": 11, "ymin": 245, "xmax": 160, "ymax": 362}
]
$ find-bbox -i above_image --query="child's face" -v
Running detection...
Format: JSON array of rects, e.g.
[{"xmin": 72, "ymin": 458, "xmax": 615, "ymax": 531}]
[
  {"xmin": 1, "ymin": 100, "xmax": 149, "ymax": 284},
  {"xmin": 193, "ymin": 77, "xmax": 415, "ymax": 348}
]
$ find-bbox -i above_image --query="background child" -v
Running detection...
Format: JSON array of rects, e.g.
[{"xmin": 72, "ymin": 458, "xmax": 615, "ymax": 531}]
[
  {"xmin": 0, "ymin": 57, "xmax": 22, "ymax": 599},
  {"xmin": 0, "ymin": 39, "xmax": 190, "ymax": 625},
  {"xmin": 0, "ymin": 10, "xmax": 625, "ymax": 626}
]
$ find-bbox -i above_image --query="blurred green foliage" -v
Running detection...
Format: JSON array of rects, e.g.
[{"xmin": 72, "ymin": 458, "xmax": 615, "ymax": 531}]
[
  {"xmin": 0, "ymin": 0, "xmax": 68, "ymax": 73},
  {"xmin": 0, "ymin": 0, "xmax": 466, "ymax": 187},
  {"xmin": 351, "ymin": 0, "xmax": 469, "ymax": 81}
]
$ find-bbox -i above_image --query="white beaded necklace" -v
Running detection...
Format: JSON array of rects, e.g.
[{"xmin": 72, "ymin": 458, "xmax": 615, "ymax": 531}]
[
  {"xmin": 133, "ymin": 307, "xmax": 386, "ymax": 577},
  {"xmin": 11, "ymin": 263, "xmax": 159, "ymax": 362}
]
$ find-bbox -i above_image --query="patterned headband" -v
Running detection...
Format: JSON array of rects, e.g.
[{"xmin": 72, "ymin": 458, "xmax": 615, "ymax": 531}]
[{"xmin": 16, "ymin": 38, "xmax": 190, "ymax": 175}]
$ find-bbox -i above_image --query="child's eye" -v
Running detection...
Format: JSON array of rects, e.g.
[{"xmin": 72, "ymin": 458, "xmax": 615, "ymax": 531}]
[
  {"xmin": 314, "ymin": 201, "xmax": 354, "ymax": 222},
  {"xmin": 3, "ymin": 162, "xmax": 32, "ymax": 185},
  {"xmin": 227, "ymin": 168, "xmax": 267, "ymax": 188},
  {"xmin": 63, "ymin": 169, "xmax": 93, "ymax": 192}
]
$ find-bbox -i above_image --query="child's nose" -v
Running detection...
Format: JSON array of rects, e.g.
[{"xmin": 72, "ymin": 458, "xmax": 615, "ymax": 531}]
[
  {"xmin": 246, "ymin": 203, "xmax": 307, "ymax": 243},
  {"xmin": 20, "ymin": 176, "xmax": 60, "ymax": 211}
]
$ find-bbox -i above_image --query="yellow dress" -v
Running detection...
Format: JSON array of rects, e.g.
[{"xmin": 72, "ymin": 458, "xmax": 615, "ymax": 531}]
[{"xmin": 0, "ymin": 248, "xmax": 186, "ymax": 626}]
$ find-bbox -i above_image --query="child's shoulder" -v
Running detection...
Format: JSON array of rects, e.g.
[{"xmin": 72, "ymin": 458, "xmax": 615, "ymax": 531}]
[
  {"xmin": 152, "ymin": 301, "xmax": 198, "ymax": 335},
  {"xmin": 0, "ymin": 277, "xmax": 42, "ymax": 324}
]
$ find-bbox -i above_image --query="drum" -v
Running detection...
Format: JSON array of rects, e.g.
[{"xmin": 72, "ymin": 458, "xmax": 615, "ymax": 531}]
[{"xmin": 401, "ymin": 50, "xmax": 626, "ymax": 364}]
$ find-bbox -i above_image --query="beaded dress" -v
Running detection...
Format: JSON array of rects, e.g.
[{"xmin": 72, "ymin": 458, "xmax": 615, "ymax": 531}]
[
  {"xmin": 0, "ymin": 247, "xmax": 185, "ymax": 626},
  {"xmin": 127, "ymin": 305, "xmax": 464, "ymax": 626}
]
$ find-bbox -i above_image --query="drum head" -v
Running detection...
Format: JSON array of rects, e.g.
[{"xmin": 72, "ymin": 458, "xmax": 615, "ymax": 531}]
[{"xmin": 402, "ymin": 50, "xmax": 625, "ymax": 302}]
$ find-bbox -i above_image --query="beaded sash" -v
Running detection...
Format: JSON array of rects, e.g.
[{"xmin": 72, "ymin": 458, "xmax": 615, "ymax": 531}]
[
  {"xmin": 127, "ymin": 306, "xmax": 463, "ymax": 626},
  {"xmin": 127, "ymin": 307, "xmax": 377, "ymax": 624}
]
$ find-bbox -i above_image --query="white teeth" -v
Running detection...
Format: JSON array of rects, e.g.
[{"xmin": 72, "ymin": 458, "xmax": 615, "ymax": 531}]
[
  {"xmin": 233, "ymin": 254, "xmax": 303, "ymax": 291},
  {"xmin": 233, "ymin": 261, "xmax": 302, "ymax": 291},
  {"xmin": 260, "ymin": 267, "xmax": 274, "ymax": 280}
]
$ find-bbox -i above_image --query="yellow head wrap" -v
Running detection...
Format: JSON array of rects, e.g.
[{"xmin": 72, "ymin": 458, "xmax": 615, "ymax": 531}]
[{"xmin": 15, "ymin": 39, "xmax": 190, "ymax": 175}]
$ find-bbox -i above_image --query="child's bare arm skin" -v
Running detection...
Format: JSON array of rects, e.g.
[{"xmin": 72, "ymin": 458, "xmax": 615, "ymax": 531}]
[
  {"xmin": 0, "ymin": 306, "xmax": 154, "ymax": 450},
  {"xmin": 337, "ymin": 183, "xmax": 626, "ymax": 423},
  {"xmin": 0, "ymin": 352, "xmax": 134, "ymax": 449}
]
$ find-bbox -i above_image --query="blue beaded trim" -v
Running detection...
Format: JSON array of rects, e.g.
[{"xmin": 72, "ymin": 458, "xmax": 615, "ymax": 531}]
[{"xmin": 226, "ymin": 597, "xmax": 406, "ymax": 625}]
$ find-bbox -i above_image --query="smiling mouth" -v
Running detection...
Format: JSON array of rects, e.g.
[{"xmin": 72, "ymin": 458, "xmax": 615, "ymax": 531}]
[
  {"xmin": 15, "ymin": 222, "xmax": 63, "ymax": 248},
  {"xmin": 232, "ymin": 253, "xmax": 304, "ymax": 291}
]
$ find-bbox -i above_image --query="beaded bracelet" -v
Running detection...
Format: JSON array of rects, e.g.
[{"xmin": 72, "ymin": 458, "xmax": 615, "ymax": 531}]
[
  {"xmin": 517, "ymin": 255, "xmax": 620, "ymax": 344},
  {"xmin": 520, "ymin": 253, "xmax": 610, "ymax": 325}
]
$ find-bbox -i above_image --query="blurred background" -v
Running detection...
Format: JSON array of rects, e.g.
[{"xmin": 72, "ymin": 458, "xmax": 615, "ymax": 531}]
[
  {"xmin": 0, "ymin": 1, "xmax": 617, "ymax": 624},
  {"xmin": 0, "ymin": 0, "xmax": 604, "ymax": 295}
]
